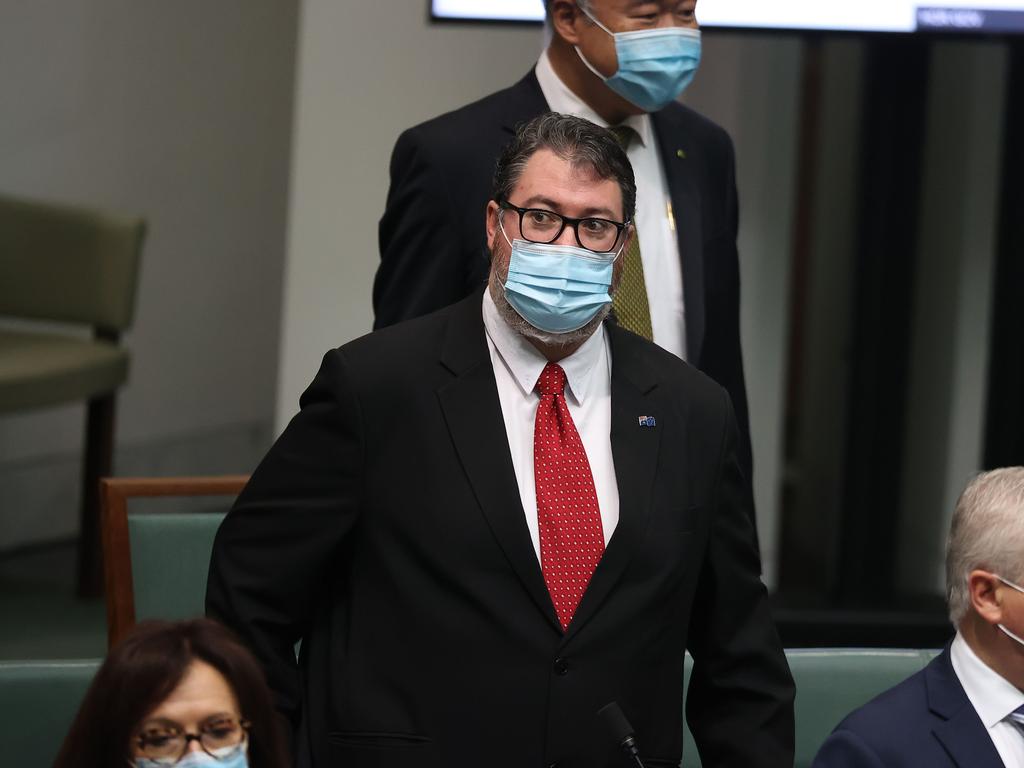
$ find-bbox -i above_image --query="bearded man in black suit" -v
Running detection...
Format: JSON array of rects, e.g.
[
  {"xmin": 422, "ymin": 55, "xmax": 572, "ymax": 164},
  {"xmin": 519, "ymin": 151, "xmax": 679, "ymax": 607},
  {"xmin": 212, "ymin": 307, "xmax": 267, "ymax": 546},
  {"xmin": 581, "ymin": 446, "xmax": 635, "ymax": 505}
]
[
  {"xmin": 375, "ymin": 0, "xmax": 756, "ymax": 518},
  {"xmin": 209, "ymin": 113, "xmax": 793, "ymax": 768}
]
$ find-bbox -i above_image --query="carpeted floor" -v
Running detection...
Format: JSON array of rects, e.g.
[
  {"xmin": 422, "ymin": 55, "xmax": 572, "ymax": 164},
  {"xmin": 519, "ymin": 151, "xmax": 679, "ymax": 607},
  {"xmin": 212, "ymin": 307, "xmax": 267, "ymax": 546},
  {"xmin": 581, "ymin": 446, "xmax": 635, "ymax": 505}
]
[{"xmin": 0, "ymin": 541, "xmax": 106, "ymax": 660}]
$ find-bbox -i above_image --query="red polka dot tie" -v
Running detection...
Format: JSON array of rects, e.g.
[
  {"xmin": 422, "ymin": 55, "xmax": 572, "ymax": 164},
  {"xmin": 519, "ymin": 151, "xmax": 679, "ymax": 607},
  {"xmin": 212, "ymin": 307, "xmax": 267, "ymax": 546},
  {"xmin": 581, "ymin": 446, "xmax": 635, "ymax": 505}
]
[{"xmin": 534, "ymin": 362, "xmax": 605, "ymax": 631}]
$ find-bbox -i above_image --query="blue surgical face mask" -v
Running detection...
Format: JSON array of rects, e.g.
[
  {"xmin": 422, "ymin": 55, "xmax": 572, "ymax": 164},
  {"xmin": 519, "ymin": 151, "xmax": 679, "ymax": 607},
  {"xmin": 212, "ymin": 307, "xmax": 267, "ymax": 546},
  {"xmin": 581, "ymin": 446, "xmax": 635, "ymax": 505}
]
[
  {"xmin": 135, "ymin": 743, "xmax": 249, "ymax": 768},
  {"xmin": 996, "ymin": 575, "xmax": 1024, "ymax": 648},
  {"xmin": 575, "ymin": 9, "xmax": 701, "ymax": 113},
  {"xmin": 499, "ymin": 219, "xmax": 620, "ymax": 334}
]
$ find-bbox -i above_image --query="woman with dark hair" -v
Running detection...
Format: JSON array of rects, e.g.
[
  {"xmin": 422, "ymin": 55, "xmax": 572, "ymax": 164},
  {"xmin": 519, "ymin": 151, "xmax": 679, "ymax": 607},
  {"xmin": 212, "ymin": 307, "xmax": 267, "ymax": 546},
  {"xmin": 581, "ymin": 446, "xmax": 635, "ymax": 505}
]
[{"xmin": 54, "ymin": 618, "xmax": 288, "ymax": 768}]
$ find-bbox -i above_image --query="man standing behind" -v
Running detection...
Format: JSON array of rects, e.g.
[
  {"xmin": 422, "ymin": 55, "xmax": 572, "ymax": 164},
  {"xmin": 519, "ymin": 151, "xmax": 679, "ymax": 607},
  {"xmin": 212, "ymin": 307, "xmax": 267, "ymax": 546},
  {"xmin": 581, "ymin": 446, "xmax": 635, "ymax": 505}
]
[
  {"xmin": 210, "ymin": 114, "xmax": 792, "ymax": 768},
  {"xmin": 814, "ymin": 467, "xmax": 1024, "ymax": 768},
  {"xmin": 375, "ymin": 0, "xmax": 755, "ymax": 503}
]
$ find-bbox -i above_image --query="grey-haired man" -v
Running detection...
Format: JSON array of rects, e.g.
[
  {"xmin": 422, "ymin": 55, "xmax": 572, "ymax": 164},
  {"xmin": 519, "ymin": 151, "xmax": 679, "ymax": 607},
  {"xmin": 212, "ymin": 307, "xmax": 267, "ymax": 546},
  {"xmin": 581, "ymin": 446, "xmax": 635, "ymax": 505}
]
[{"xmin": 814, "ymin": 467, "xmax": 1024, "ymax": 768}]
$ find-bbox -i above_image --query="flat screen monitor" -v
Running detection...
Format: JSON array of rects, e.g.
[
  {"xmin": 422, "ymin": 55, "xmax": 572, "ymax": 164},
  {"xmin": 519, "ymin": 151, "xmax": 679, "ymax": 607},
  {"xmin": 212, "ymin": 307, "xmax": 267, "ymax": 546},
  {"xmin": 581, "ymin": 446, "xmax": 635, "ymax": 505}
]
[{"xmin": 430, "ymin": 0, "xmax": 1024, "ymax": 34}]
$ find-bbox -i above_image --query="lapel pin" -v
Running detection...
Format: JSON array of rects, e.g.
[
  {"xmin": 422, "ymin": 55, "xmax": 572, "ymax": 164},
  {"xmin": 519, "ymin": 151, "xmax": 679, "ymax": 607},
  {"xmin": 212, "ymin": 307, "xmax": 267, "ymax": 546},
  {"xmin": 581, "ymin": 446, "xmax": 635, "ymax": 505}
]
[
  {"xmin": 676, "ymin": 149, "xmax": 686, "ymax": 159},
  {"xmin": 638, "ymin": 416, "xmax": 656, "ymax": 427}
]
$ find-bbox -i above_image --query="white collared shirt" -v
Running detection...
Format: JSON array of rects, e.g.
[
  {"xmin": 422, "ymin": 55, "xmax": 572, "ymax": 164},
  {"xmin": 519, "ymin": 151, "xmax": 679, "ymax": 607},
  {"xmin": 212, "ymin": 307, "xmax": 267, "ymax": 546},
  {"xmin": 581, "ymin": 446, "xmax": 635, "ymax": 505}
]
[
  {"xmin": 535, "ymin": 49, "xmax": 687, "ymax": 361},
  {"xmin": 481, "ymin": 292, "xmax": 619, "ymax": 561},
  {"xmin": 950, "ymin": 632, "xmax": 1024, "ymax": 767}
]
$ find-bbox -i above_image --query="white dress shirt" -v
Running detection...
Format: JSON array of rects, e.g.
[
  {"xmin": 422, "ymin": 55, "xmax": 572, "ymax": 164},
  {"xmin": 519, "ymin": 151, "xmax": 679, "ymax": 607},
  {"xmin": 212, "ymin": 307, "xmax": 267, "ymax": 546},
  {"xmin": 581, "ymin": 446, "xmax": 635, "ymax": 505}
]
[
  {"xmin": 950, "ymin": 631, "xmax": 1024, "ymax": 767},
  {"xmin": 535, "ymin": 49, "xmax": 687, "ymax": 361},
  {"xmin": 481, "ymin": 291, "xmax": 620, "ymax": 561}
]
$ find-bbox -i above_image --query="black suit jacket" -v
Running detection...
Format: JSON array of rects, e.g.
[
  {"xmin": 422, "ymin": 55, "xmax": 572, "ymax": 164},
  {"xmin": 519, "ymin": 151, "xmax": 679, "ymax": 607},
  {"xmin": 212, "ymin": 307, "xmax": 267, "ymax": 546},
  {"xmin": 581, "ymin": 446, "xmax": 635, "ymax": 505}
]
[
  {"xmin": 207, "ymin": 293, "xmax": 793, "ymax": 768},
  {"xmin": 813, "ymin": 646, "xmax": 1005, "ymax": 768},
  {"xmin": 375, "ymin": 70, "xmax": 753, "ymax": 491}
]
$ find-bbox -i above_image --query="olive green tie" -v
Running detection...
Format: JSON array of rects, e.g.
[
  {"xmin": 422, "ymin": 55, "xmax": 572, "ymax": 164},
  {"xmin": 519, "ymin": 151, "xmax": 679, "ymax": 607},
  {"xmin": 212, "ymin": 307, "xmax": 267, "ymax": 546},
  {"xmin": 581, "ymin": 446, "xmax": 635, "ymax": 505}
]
[{"xmin": 608, "ymin": 125, "xmax": 653, "ymax": 341}]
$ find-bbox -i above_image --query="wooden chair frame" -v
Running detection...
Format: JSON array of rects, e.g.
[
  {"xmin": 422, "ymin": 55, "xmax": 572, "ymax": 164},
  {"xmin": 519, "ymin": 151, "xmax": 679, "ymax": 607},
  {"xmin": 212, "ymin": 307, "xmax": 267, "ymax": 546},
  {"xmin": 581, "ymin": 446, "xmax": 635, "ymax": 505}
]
[{"xmin": 100, "ymin": 475, "xmax": 248, "ymax": 649}]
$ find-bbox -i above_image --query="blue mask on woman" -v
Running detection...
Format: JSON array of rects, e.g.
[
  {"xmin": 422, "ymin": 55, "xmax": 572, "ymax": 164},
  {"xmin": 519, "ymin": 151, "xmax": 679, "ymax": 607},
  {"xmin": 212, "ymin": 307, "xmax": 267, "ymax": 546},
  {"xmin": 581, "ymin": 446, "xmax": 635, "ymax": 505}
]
[
  {"xmin": 500, "ymin": 223, "xmax": 619, "ymax": 334},
  {"xmin": 576, "ymin": 11, "xmax": 701, "ymax": 113},
  {"xmin": 135, "ymin": 746, "xmax": 249, "ymax": 768}
]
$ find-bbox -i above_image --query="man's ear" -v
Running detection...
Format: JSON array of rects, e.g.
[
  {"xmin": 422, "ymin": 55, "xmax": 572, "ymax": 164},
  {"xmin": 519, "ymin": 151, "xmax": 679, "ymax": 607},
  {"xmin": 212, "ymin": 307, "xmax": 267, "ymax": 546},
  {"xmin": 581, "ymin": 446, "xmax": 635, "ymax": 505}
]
[
  {"xmin": 609, "ymin": 225, "xmax": 632, "ymax": 292},
  {"xmin": 968, "ymin": 570, "xmax": 1006, "ymax": 627},
  {"xmin": 486, "ymin": 200, "xmax": 501, "ymax": 245},
  {"xmin": 621, "ymin": 223, "xmax": 634, "ymax": 255},
  {"xmin": 550, "ymin": 0, "xmax": 587, "ymax": 45}
]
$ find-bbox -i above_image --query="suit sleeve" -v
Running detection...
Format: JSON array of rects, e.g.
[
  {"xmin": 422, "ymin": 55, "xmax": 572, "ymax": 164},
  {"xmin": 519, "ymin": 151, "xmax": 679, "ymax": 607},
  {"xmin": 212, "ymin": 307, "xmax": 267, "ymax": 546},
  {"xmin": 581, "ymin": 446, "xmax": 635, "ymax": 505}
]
[
  {"xmin": 374, "ymin": 125, "xmax": 479, "ymax": 329},
  {"xmin": 684, "ymin": 389, "xmax": 795, "ymax": 766},
  {"xmin": 701, "ymin": 129, "xmax": 753, "ymax": 499},
  {"xmin": 713, "ymin": 133, "xmax": 752, "ymax": 487},
  {"xmin": 812, "ymin": 730, "xmax": 887, "ymax": 768},
  {"xmin": 206, "ymin": 348, "xmax": 364, "ymax": 731}
]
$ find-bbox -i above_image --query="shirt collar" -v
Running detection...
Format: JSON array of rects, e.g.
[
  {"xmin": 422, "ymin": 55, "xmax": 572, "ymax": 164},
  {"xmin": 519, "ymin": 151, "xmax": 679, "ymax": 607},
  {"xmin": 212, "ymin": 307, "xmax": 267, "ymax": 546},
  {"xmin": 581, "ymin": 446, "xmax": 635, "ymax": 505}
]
[
  {"xmin": 535, "ymin": 49, "xmax": 652, "ymax": 148},
  {"xmin": 950, "ymin": 632, "xmax": 1024, "ymax": 728},
  {"xmin": 482, "ymin": 289, "xmax": 607, "ymax": 406}
]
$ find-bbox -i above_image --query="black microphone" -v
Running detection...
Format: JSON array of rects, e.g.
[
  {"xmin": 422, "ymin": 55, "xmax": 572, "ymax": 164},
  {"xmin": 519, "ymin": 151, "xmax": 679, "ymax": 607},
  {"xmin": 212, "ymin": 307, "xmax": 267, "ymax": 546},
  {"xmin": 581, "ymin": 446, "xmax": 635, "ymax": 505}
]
[{"xmin": 597, "ymin": 701, "xmax": 646, "ymax": 768}]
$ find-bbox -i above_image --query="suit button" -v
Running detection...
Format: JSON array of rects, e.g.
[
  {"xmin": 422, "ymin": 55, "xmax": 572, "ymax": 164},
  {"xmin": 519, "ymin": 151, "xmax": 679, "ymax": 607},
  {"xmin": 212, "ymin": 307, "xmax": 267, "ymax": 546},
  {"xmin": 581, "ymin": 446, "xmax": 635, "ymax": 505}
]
[
  {"xmin": 547, "ymin": 763, "xmax": 559, "ymax": 768},
  {"xmin": 553, "ymin": 657, "xmax": 569, "ymax": 675}
]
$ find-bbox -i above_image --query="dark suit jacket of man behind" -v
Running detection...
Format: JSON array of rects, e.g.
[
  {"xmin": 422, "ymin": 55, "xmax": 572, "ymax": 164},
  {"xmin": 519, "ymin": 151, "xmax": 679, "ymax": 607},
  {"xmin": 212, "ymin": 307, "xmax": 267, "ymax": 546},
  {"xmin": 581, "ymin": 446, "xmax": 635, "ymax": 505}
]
[
  {"xmin": 374, "ymin": 71, "xmax": 754, "ymax": 493},
  {"xmin": 207, "ymin": 292, "xmax": 794, "ymax": 768}
]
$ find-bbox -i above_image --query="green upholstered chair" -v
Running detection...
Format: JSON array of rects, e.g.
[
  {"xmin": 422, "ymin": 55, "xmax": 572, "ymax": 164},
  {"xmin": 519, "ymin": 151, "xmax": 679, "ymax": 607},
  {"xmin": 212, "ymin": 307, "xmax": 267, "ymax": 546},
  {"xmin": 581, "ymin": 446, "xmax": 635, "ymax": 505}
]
[
  {"xmin": 0, "ymin": 659, "xmax": 100, "ymax": 767},
  {"xmin": 100, "ymin": 476, "xmax": 248, "ymax": 649},
  {"xmin": 0, "ymin": 192, "xmax": 145, "ymax": 596},
  {"xmin": 680, "ymin": 647, "xmax": 940, "ymax": 767}
]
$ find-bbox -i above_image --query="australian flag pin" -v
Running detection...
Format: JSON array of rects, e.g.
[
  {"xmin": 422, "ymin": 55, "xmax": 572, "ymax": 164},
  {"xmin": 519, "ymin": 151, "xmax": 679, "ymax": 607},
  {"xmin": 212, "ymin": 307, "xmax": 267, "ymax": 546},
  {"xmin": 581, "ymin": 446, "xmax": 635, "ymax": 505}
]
[{"xmin": 638, "ymin": 415, "xmax": 656, "ymax": 427}]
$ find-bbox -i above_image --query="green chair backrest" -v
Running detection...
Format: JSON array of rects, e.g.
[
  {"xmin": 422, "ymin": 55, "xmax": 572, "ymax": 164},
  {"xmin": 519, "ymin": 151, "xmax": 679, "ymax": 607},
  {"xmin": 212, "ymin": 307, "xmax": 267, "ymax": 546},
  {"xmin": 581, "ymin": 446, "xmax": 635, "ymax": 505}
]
[
  {"xmin": 129, "ymin": 512, "xmax": 226, "ymax": 623},
  {"xmin": 0, "ymin": 192, "xmax": 144, "ymax": 330},
  {"xmin": 0, "ymin": 659, "xmax": 100, "ymax": 767},
  {"xmin": 788, "ymin": 648, "xmax": 939, "ymax": 765},
  {"xmin": 681, "ymin": 648, "xmax": 940, "ymax": 768}
]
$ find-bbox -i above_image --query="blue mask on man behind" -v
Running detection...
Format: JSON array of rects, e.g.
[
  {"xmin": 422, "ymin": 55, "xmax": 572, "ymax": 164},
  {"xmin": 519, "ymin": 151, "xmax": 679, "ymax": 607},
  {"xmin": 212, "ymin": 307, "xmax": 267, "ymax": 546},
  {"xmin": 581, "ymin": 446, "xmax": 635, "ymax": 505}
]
[{"xmin": 576, "ymin": 9, "xmax": 701, "ymax": 113}]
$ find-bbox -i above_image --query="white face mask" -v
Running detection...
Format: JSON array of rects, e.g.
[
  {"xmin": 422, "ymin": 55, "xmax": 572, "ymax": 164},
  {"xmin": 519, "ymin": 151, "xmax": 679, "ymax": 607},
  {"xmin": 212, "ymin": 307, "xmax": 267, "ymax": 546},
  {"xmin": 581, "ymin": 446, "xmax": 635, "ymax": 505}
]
[{"xmin": 995, "ymin": 575, "xmax": 1024, "ymax": 647}]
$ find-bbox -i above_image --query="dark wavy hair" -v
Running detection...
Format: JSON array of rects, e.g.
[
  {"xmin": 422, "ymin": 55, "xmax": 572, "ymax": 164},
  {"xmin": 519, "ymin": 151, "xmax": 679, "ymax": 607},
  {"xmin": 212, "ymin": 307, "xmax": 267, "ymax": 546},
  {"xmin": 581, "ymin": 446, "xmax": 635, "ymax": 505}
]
[
  {"xmin": 54, "ymin": 618, "xmax": 289, "ymax": 768},
  {"xmin": 493, "ymin": 112, "xmax": 636, "ymax": 223}
]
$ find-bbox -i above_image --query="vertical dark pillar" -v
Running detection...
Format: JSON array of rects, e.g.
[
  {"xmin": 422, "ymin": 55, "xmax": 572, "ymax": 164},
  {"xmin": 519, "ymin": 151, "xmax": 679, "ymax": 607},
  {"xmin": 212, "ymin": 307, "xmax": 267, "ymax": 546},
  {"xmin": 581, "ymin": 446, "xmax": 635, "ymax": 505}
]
[
  {"xmin": 836, "ymin": 37, "xmax": 931, "ymax": 604},
  {"xmin": 984, "ymin": 41, "xmax": 1024, "ymax": 470},
  {"xmin": 777, "ymin": 38, "xmax": 825, "ymax": 594}
]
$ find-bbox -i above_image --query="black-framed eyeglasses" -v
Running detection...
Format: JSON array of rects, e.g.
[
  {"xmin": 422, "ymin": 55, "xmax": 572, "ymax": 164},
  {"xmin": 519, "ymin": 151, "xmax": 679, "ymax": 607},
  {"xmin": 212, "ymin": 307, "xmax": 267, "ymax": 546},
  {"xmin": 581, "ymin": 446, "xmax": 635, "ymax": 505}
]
[
  {"xmin": 134, "ymin": 716, "xmax": 251, "ymax": 765},
  {"xmin": 498, "ymin": 199, "xmax": 629, "ymax": 254}
]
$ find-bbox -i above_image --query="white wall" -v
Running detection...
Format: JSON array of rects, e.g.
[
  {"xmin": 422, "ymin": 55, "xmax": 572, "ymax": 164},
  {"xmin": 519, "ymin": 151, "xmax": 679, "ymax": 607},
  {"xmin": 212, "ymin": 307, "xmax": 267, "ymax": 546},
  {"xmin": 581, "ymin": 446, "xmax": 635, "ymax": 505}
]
[
  {"xmin": 686, "ymin": 35, "xmax": 803, "ymax": 587},
  {"xmin": 275, "ymin": 2, "xmax": 545, "ymax": 430},
  {"xmin": 0, "ymin": 1, "xmax": 297, "ymax": 548}
]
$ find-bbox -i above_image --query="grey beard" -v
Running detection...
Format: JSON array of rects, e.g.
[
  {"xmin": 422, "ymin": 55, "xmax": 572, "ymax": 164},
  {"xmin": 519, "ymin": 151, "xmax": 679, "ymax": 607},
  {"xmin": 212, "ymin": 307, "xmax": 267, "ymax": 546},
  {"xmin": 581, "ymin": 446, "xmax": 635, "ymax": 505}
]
[{"xmin": 487, "ymin": 269, "xmax": 610, "ymax": 350}]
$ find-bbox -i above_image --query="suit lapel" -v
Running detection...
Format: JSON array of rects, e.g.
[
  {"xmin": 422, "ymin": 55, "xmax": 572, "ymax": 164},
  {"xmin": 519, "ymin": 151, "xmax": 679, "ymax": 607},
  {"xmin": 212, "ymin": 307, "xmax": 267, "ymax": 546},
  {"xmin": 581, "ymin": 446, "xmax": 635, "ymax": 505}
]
[
  {"xmin": 651, "ymin": 108, "xmax": 705, "ymax": 366},
  {"xmin": 498, "ymin": 70, "xmax": 551, "ymax": 136},
  {"xmin": 564, "ymin": 325, "xmax": 663, "ymax": 642},
  {"xmin": 927, "ymin": 647, "xmax": 1005, "ymax": 768},
  {"xmin": 436, "ymin": 293, "xmax": 561, "ymax": 632}
]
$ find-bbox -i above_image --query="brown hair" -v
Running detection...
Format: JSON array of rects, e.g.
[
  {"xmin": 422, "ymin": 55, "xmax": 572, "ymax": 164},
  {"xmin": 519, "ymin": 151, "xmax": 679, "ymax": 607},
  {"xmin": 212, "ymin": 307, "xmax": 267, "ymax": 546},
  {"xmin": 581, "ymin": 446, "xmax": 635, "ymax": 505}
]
[
  {"xmin": 54, "ymin": 618, "xmax": 289, "ymax": 768},
  {"xmin": 492, "ymin": 112, "xmax": 636, "ymax": 224}
]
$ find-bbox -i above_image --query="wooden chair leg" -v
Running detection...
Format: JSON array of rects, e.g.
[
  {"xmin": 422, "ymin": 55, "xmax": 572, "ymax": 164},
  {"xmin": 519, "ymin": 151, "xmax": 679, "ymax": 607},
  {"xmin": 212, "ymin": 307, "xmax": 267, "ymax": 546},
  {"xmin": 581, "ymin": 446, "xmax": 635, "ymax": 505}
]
[{"xmin": 77, "ymin": 393, "xmax": 116, "ymax": 598}]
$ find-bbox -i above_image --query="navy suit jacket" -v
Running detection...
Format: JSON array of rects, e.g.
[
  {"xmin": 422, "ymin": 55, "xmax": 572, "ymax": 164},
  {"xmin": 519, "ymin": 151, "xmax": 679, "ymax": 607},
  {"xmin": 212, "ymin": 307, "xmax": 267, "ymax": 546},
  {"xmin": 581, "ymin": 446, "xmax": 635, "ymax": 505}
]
[
  {"xmin": 374, "ymin": 70, "xmax": 753, "ymax": 509},
  {"xmin": 813, "ymin": 646, "xmax": 1005, "ymax": 768}
]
